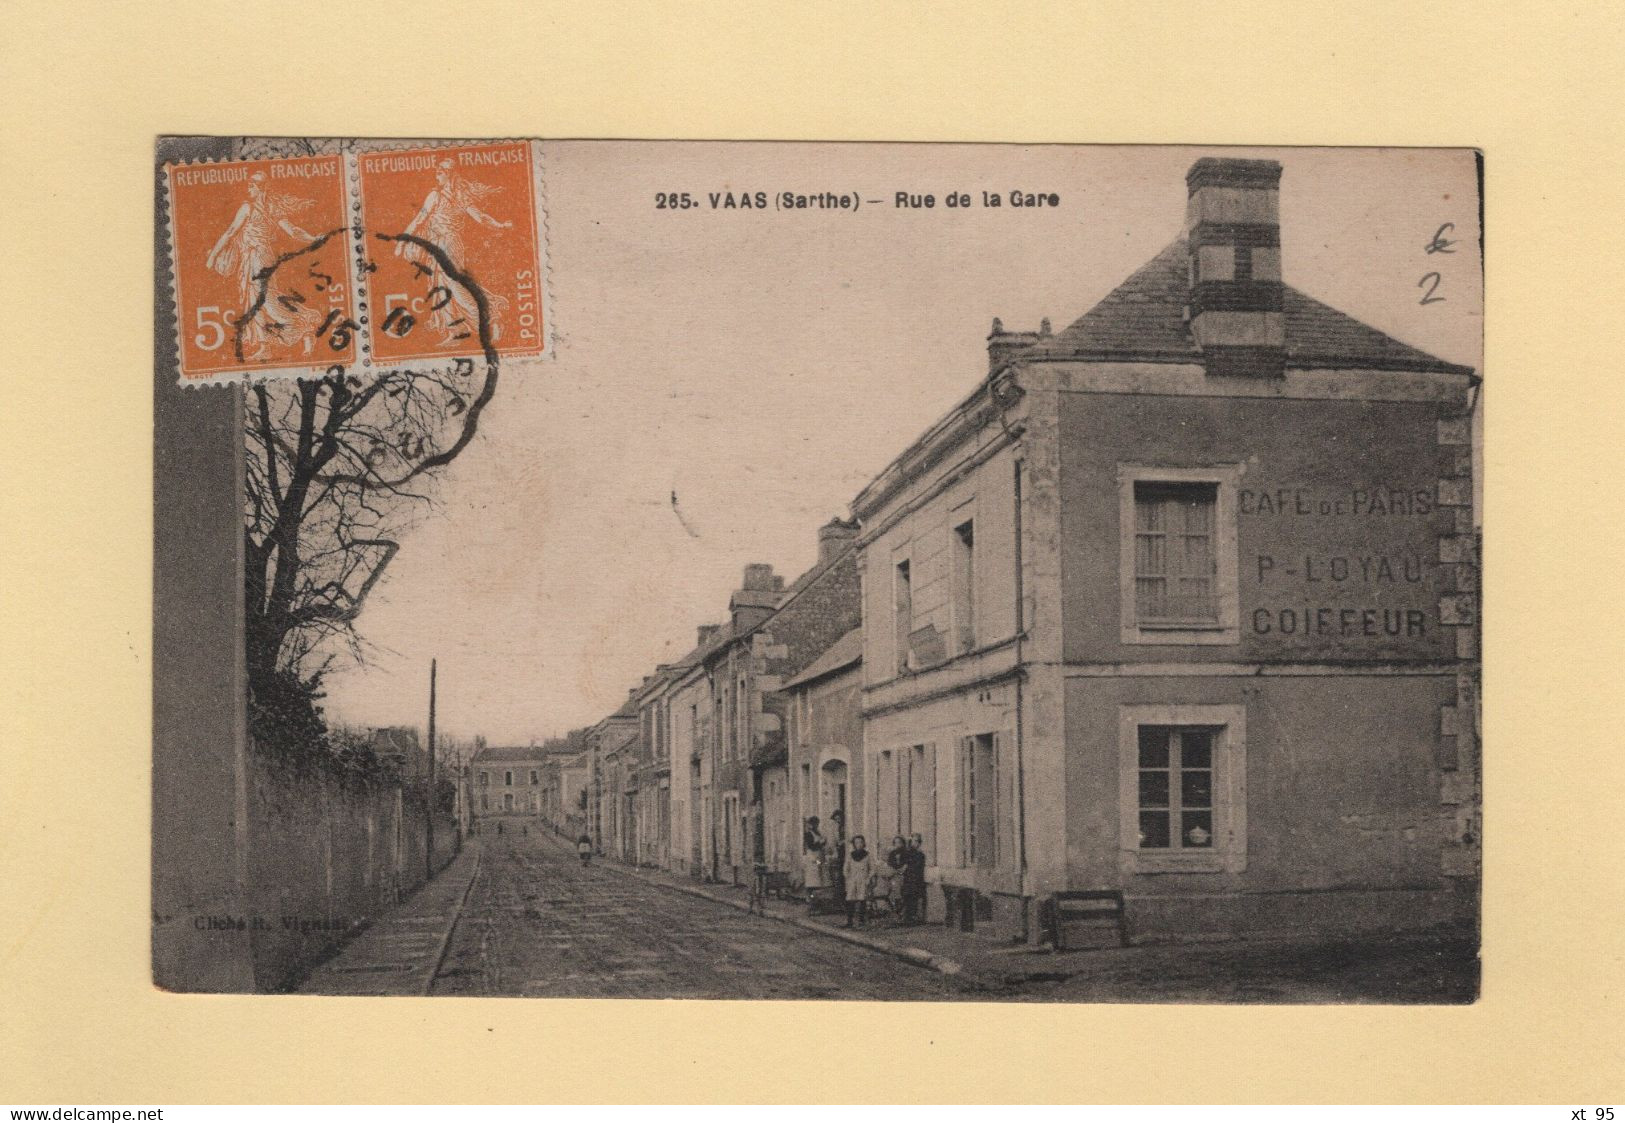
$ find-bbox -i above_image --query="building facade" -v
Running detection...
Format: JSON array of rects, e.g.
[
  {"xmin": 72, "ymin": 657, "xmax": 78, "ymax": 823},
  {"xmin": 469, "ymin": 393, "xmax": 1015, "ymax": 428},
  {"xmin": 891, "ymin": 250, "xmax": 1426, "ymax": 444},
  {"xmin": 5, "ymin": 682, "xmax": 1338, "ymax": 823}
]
[
  {"xmin": 668, "ymin": 635, "xmax": 718, "ymax": 879},
  {"xmin": 469, "ymin": 745, "xmax": 546, "ymax": 819},
  {"xmin": 852, "ymin": 157, "xmax": 1480, "ymax": 941},
  {"xmin": 590, "ymin": 704, "xmax": 639, "ymax": 859},
  {"xmin": 781, "ymin": 627, "xmax": 864, "ymax": 886},
  {"xmin": 584, "ymin": 523, "xmax": 862, "ymax": 886}
]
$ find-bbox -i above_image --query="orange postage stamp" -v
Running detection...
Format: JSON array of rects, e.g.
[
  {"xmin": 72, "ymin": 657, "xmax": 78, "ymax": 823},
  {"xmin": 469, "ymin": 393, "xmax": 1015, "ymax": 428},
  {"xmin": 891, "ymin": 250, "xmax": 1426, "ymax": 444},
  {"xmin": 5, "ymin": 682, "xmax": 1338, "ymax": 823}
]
[
  {"xmin": 353, "ymin": 141, "xmax": 549, "ymax": 370},
  {"xmin": 165, "ymin": 154, "xmax": 356, "ymax": 382},
  {"xmin": 162, "ymin": 140, "xmax": 548, "ymax": 384}
]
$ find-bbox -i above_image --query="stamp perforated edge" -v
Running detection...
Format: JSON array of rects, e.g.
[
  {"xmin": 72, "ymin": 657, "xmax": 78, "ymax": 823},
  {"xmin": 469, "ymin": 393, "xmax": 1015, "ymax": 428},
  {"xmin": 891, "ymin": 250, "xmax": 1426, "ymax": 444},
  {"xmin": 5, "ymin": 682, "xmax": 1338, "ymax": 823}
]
[
  {"xmin": 161, "ymin": 150, "xmax": 359, "ymax": 388},
  {"xmin": 346, "ymin": 139, "xmax": 553, "ymax": 376},
  {"xmin": 160, "ymin": 138, "xmax": 553, "ymax": 388}
]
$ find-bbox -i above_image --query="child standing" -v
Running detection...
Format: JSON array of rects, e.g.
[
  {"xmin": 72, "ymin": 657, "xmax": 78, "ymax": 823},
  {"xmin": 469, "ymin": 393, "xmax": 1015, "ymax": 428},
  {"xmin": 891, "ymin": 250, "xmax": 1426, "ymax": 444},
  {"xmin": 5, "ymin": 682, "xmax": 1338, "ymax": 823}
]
[{"xmin": 843, "ymin": 835, "xmax": 874, "ymax": 929}]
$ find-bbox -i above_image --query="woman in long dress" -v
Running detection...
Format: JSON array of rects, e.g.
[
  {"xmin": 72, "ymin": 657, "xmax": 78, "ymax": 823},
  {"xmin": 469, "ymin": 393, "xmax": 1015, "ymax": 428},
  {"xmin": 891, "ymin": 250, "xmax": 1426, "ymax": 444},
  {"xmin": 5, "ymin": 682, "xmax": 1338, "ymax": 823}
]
[
  {"xmin": 205, "ymin": 173, "xmax": 321, "ymax": 359},
  {"xmin": 394, "ymin": 160, "xmax": 512, "ymax": 346},
  {"xmin": 801, "ymin": 816, "xmax": 826, "ymax": 895}
]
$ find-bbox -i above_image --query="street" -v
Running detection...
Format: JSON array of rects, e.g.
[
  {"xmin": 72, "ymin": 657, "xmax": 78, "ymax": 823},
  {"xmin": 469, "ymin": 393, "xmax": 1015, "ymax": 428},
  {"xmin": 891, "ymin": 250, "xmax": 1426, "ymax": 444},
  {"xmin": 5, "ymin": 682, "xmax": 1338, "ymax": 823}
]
[
  {"xmin": 316, "ymin": 825, "xmax": 1477, "ymax": 1003},
  {"xmin": 431, "ymin": 829, "xmax": 979, "ymax": 1000}
]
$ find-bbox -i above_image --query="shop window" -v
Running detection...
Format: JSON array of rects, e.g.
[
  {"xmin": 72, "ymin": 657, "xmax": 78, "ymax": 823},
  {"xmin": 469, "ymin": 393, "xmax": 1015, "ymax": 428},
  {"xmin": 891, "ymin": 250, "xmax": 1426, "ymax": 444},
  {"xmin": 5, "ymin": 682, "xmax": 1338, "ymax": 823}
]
[
  {"xmin": 1117, "ymin": 705, "xmax": 1247, "ymax": 874},
  {"xmin": 1118, "ymin": 465, "xmax": 1243, "ymax": 645}
]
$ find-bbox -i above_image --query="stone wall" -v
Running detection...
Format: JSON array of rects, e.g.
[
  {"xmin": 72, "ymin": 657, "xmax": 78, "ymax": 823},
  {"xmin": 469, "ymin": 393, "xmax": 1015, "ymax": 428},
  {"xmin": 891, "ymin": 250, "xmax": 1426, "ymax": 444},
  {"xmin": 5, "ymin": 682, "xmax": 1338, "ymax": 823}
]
[{"xmin": 243, "ymin": 750, "xmax": 459, "ymax": 993}]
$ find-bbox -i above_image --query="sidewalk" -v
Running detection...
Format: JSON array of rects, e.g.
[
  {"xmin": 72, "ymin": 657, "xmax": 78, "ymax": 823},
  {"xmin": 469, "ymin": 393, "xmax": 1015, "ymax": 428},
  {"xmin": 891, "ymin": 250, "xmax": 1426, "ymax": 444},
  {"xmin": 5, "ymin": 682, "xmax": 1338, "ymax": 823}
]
[
  {"xmin": 539, "ymin": 831, "xmax": 1069, "ymax": 987},
  {"xmin": 296, "ymin": 840, "xmax": 482, "ymax": 996},
  {"xmin": 552, "ymin": 831, "xmax": 1478, "ymax": 1001}
]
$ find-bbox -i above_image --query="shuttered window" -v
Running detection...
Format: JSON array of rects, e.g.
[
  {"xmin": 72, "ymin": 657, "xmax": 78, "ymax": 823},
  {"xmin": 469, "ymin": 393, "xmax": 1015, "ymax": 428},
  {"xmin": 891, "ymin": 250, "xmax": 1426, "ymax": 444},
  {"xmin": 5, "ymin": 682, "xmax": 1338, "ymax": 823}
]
[
  {"xmin": 958, "ymin": 733, "xmax": 996, "ymax": 868},
  {"xmin": 1134, "ymin": 482, "xmax": 1218, "ymax": 625}
]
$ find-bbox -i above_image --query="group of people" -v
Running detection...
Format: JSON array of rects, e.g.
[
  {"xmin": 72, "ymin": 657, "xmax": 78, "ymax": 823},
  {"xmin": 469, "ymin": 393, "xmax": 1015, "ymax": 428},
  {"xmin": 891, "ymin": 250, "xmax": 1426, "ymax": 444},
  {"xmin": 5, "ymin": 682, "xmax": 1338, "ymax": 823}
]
[{"xmin": 802, "ymin": 815, "xmax": 929, "ymax": 929}]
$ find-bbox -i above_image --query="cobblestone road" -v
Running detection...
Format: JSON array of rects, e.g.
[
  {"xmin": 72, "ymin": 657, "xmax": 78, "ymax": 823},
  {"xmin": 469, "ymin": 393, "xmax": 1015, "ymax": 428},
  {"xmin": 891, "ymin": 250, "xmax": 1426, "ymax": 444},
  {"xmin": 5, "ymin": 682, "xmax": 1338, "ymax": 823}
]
[{"xmin": 431, "ymin": 831, "xmax": 979, "ymax": 1000}]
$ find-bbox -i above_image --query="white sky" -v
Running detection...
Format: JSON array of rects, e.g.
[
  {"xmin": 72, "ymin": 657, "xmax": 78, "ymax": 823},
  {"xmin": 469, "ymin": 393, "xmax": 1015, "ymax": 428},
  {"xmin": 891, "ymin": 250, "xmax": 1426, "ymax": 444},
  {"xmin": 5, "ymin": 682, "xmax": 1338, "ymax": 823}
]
[{"xmin": 321, "ymin": 143, "xmax": 1483, "ymax": 746}]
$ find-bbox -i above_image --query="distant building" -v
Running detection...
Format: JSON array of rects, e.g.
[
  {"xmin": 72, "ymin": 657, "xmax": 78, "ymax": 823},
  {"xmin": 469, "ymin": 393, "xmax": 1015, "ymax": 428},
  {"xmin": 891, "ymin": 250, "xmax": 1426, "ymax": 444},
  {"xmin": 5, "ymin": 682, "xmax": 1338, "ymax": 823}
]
[
  {"xmin": 851, "ymin": 156, "xmax": 1479, "ymax": 941},
  {"xmin": 539, "ymin": 730, "xmax": 593, "ymax": 838},
  {"xmin": 469, "ymin": 744, "xmax": 546, "ymax": 818},
  {"xmin": 368, "ymin": 726, "xmax": 424, "ymax": 776}
]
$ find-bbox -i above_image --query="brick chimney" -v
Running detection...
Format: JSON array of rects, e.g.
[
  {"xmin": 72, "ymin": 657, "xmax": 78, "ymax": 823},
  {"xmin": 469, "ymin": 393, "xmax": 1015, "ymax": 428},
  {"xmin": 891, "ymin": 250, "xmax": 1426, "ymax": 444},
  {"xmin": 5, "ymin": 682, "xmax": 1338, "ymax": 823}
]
[
  {"xmin": 986, "ymin": 317, "xmax": 1047, "ymax": 372},
  {"xmin": 731, "ymin": 563, "xmax": 782, "ymax": 634},
  {"xmin": 817, "ymin": 516, "xmax": 858, "ymax": 564},
  {"xmin": 1184, "ymin": 157, "xmax": 1284, "ymax": 378},
  {"xmin": 741, "ymin": 562, "xmax": 782, "ymax": 592}
]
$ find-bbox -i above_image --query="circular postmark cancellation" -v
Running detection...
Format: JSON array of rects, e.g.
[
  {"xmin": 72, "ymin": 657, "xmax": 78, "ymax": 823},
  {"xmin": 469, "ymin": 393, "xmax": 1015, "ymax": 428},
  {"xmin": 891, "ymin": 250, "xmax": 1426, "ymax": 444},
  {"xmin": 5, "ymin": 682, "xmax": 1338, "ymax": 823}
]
[
  {"xmin": 162, "ymin": 140, "xmax": 549, "ymax": 386},
  {"xmin": 237, "ymin": 223, "xmax": 503, "ymax": 479}
]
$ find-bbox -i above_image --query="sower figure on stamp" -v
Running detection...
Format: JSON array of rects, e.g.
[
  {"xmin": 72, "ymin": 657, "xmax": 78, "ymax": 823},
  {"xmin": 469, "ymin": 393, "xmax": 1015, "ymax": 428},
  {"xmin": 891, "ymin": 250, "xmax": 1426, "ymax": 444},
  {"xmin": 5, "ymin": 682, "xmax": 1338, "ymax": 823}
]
[
  {"xmin": 204, "ymin": 172, "xmax": 321, "ymax": 360},
  {"xmin": 395, "ymin": 159, "xmax": 512, "ymax": 346}
]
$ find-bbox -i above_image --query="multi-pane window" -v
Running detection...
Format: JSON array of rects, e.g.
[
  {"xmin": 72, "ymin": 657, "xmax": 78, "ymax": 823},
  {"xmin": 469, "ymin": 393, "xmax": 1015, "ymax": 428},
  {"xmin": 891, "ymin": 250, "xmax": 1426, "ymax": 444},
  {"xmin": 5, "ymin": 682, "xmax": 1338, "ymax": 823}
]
[
  {"xmin": 1134, "ymin": 482, "xmax": 1218, "ymax": 625},
  {"xmin": 478, "ymin": 771, "xmax": 489, "ymax": 786},
  {"xmin": 529, "ymin": 770, "xmax": 538, "ymax": 785},
  {"xmin": 1136, "ymin": 726, "xmax": 1215, "ymax": 851}
]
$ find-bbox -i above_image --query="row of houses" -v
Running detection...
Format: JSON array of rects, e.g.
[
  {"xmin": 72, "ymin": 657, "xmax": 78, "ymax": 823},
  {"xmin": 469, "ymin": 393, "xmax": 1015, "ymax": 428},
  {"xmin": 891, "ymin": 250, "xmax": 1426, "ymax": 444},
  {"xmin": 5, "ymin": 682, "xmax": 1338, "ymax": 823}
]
[{"xmin": 541, "ymin": 156, "xmax": 1481, "ymax": 943}]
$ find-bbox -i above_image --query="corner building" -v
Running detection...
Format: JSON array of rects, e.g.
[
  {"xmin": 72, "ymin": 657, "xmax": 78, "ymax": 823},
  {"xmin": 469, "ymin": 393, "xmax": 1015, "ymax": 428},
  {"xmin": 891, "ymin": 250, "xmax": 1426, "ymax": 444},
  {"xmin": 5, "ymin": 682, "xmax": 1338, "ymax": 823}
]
[{"xmin": 854, "ymin": 157, "xmax": 1479, "ymax": 941}]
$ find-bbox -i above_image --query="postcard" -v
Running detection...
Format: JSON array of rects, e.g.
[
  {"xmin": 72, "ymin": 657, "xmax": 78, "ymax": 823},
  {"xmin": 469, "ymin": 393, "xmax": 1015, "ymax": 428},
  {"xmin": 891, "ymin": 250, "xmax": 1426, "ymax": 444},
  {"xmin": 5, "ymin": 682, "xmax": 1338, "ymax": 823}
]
[{"xmin": 153, "ymin": 139, "xmax": 1482, "ymax": 1001}]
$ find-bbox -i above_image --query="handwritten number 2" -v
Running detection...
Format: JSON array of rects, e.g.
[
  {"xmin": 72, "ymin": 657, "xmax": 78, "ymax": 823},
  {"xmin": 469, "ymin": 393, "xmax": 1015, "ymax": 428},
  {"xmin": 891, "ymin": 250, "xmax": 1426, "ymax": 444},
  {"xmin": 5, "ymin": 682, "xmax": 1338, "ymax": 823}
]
[{"xmin": 1418, "ymin": 272, "xmax": 1445, "ymax": 305}]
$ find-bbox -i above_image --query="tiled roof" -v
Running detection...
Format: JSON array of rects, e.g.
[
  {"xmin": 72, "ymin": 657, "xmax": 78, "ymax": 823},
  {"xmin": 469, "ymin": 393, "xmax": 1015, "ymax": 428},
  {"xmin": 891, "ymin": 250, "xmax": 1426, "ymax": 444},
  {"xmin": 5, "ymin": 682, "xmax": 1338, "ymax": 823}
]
[
  {"xmin": 779, "ymin": 539, "xmax": 854, "ymax": 605},
  {"xmin": 702, "ymin": 542, "xmax": 856, "ymax": 666},
  {"xmin": 1025, "ymin": 238, "xmax": 1474, "ymax": 375},
  {"xmin": 781, "ymin": 626, "xmax": 863, "ymax": 691}
]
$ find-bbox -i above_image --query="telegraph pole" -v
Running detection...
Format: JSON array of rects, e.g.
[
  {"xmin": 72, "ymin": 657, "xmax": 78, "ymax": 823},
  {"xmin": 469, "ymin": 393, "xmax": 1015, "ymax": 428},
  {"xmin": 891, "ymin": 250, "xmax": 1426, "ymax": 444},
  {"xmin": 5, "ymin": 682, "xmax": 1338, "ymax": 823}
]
[{"xmin": 426, "ymin": 657, "xmax": 437, "ymax": 881}]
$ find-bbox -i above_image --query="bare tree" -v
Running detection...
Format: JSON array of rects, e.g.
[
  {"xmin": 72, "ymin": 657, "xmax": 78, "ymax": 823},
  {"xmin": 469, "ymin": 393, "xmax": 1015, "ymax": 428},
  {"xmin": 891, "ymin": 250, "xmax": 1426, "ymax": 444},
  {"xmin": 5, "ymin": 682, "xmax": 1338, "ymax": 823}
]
[{"xmin": 243, "ymin": 347, "xmax": 497, "ymax": 711}]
